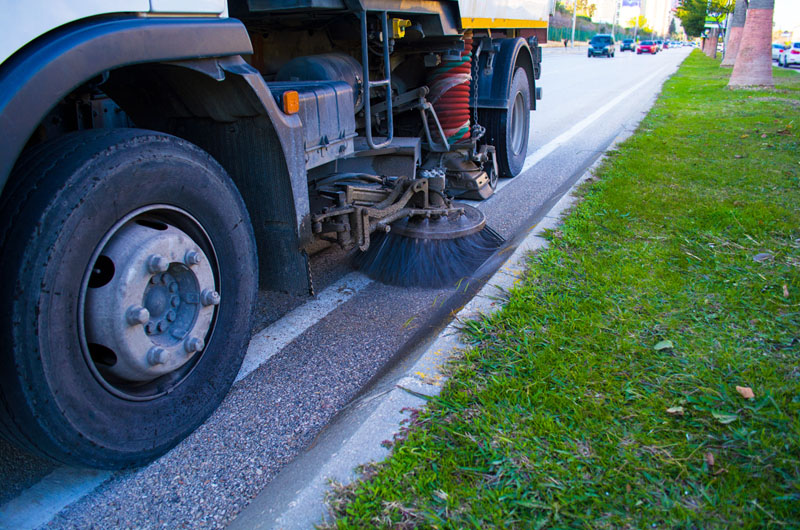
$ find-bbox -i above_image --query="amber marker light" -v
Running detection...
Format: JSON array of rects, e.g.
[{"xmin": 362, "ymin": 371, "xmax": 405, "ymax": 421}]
[{"xmin": 282, "ymin": 91, "xmax": 300, "ymax": 115}]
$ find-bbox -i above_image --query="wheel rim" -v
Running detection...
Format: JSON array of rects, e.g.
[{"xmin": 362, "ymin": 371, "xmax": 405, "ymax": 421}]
[
  {"xmin": 79, "ymin": 205, "xmax": 221, "ymax": 401},
  {"xmin": 510, "ymin": 91, "xmax": 526, "ymax": 156}
]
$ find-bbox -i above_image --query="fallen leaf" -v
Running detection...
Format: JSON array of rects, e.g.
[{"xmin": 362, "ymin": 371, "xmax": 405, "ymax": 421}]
[
  {"xmin": 734, "ymin": 154, "xmax": 744, "ymax": 159},
  {"xmin": 666, "ymin": 406, "xmax": 685, "ymax": 416},
  {"xmin": 626, "ymin": 484, "xmax": 632, "ymax": 493},
  {"xmin": 753, "ymin": 253, "xmax": 773, "ymax": 263},
  {"xmin": 761, "ymin": 133, "xmax": 768, "ymax": 138},
  {"xmin": 740, "ymin": 134, "xmax": 749, "ymax": 138},
  {"xmin": 654, "ymin": 340, "xmax": 674, "ymax": 351},
  {"xmin": 784, "ymin": 284, "xmax": 790, "ymax": 298},
  {"xmin": 712, "ymin": 412, "xmax": 738, "ymax": 424},
  {"xmin": 704, "ymin": 452, "xmax": 715, "ymax": 467},
  {"xmin": 736, "ymin": 386, "xmax": 755, "ymax": 399}
]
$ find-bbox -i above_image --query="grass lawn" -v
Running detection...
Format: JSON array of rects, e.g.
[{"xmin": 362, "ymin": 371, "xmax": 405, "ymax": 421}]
[{"xmin": 323, "ymin": 52, "xmax": 800, "ymax": 529}]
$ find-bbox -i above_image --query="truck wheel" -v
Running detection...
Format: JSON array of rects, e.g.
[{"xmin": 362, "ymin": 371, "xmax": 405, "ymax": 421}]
[
  {"xmin": 0, "ymin": 129, "xmax": 257, "ymax": 468},
  {"xmin": 480, "ymin": 67, "xmax": 531, "ymax": 177}
]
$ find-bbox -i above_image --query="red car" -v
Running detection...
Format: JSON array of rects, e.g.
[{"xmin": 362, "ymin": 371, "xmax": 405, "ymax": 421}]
[{"xmin": 637, "ymin": 40, "xmax": 658, "ymax": 54}]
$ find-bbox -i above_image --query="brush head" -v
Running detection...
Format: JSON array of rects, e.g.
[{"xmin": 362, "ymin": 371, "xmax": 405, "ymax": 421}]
[{"xmin": 353, "ymin": 205, "xmax": 504, "ymax": 288}]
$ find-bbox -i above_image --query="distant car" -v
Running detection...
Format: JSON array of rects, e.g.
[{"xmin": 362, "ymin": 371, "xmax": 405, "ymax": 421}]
[
  {"xmin": 779, "ymin": 42, "xmax": 800, "ymax": 67},
  {"xmin": 621, "ymin": 39, "xmax": 635, "ymax": 52},
  {"xmin": 772, "ymin": 43, "xmax": 787, "ymax": 61},
  {"xmin": 655, "ymin": 40, "xmax": 664, "ymax": 51},
  {"xmin": 588, "ymin": 34, "xmax": 616, "ymax": 58},
  {"xmin": 662, "ymin": 41, "xmax": 669, "ymax": 49},
  {"xmin": 637, "ymin": 40, "xmax": 658, "ymax": 54}
]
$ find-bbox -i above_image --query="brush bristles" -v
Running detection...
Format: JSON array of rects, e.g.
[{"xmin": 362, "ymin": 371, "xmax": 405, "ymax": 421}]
[{"xmin": 353, "ymin": 226, "xmax": 504, "ymax": 288}]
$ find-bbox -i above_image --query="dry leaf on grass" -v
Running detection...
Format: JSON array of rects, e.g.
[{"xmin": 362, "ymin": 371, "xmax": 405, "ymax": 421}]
[
  {"xmin": 736, "ymin": 386, "xmax": 755, "ymax": 399},
  {"xmin": 666, "ymin": 406, "xmax": 684, "ymax": 416},
  {"xmin": 704, "ymin": 452, "xmax": 715, "ymax": 467},
  {"xmin": 784, "ymin": 284, "xmax": 789, "ymax": 298}
]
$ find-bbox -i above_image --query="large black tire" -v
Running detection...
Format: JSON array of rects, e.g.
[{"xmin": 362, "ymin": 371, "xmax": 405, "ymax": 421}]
[
  {"xmin": 0, "ymin": 129, "xmax": 257, "ymax": 468},
  {"xmin": 480, "ymin": 67, "xmax": 531, "ymax": 178}
]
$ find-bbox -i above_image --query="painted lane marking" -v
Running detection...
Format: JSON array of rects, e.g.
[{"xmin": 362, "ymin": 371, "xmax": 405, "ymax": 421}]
[
  {"xmin": 0, "ymin": 467, "xmax": 112, "ymax": 530},
  {"xmin": 235, "ymin": 272, "xmax": 372, "ymax": 382}
]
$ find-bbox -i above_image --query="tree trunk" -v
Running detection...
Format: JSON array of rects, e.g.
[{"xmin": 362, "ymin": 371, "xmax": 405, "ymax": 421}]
[
  {"xmin": 705, "ymin": 28, "xmax": 719, "ymax": 59},
  {"xmin": 721, "ymin": 0, "xmax": 748, "ymax": 67},
  {"xmin": 729, "ymin": 0, "xmax": 774, "ymax": 87}
]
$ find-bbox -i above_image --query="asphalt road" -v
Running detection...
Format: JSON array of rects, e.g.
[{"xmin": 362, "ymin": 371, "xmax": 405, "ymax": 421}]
[{"xmin": 0, "ymin": 45, "xmax": 691, "ymax": 530}]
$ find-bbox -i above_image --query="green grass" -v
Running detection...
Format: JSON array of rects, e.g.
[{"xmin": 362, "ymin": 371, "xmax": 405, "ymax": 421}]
[{"xmin": 322, "ymin": 53, "xmax": 800, "ymax": 529}]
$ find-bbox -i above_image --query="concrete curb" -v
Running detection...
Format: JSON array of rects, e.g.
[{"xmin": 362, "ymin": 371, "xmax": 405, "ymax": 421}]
[{"xmin": 228, "ymin": 162, "xmax": 606, "ymax": 529}]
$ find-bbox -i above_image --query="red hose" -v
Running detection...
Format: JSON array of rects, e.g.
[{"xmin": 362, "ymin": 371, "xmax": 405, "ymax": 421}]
[{"xmin": 428, "ymin": 37, "xmax": 473, "ymax": 143}]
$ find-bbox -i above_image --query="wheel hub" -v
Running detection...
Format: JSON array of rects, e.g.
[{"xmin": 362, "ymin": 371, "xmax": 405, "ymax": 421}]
[
  {"xmin": 84, "ymin": 220, "xmax": 219, "ymax": 382},
  {"xmin": 389, "ymin": 203, "xmax": 486, "ymax": 240}
]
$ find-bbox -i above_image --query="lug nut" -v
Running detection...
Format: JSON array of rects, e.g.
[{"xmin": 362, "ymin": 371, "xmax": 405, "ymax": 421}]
[
  {"xmin": 157, "ymin": 321, "xmax": 168, "ymax": 332},
  {"xmin": 166, "ymin": 310, "xmax": 176, "ymax": 322},
  {"xmin": 184, "ymin": 251, "xmax": 202, "ymax": 266},
  {"xmin": 145, "ymin": 322, "xmax": 156, "ymax": 334},
  {"xmin": 147, "ymin": 347, "xmax": 166, "ymax": 366},
  {"xmin": 126, "ymin": 305, "xmax": 150, "ymax": 326},
  {"xmin": 200, "ymin": 289, "xmax": 221, "ymax": 306},
  {"xmin": 171, "ymin": 295, "xmax": 181, "ymax": 308},
  {"xmin": 169, "ymin": 282, "xmax": 179, "ymax": 293},
  {"xmin": 147, "ymin": 254, "xmax": 170, "ymax": 274},
  {"xmin": 184, "ymin": 336, "xmax": 205, "ymax": 353}
]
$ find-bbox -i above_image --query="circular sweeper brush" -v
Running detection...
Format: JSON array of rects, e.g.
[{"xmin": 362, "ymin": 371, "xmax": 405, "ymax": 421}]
[{"xmin": 353, "ymin": 204, "xmax": 504, "ymax": 288}]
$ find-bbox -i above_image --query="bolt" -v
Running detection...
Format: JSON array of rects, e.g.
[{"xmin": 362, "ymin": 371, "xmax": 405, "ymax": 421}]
[
  {"xmin": 126, "ymin": 305, "xmax": 150, "ymax": 326},
  {"xmin": 145, "ymin": 322, "xmax": 156, "ymax": 334},
  {"xmin": 157, "ymin": 320, "xmax": 168, "ymax": 332},
  {"xmin": 170, "ymin": 328, "xmax": 186, "ymax": 339},
  {"xmin": 184, "ymin": 336, "xmax": 205, "ymax": 354},
  {"xmin": 184, "ymin": 250, "xmax": 202, "ymax": 266},
  {"xmin": 200, "ymin": 289, "xmax": 221, "ymax": 306},
  {"xmin": 169, "ymin": 282, "xmax": 179, "ymax": 293},
  {"xmin": 147, "ymin": 347, "xmax": 167, "ymax": 366},
  {"xmin": 166, "ymin": 310, "xmax": 176, "ymax": 322},
  {"xmin": 170, "ymin": 295, "xmax": 180, "ymax": 308},
  {"xmin": 147, "ymin": 254, "xmax": 170, "ymax": 274},
  {"xmin": 150, "ymin": 274, "xmax": 161, "ymax": 285}
]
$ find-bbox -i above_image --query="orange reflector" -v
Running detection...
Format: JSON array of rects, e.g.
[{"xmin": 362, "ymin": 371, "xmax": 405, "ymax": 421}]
[{"xmin": 282, "ymin": 91, "xmax": 300, "ymax": 115}]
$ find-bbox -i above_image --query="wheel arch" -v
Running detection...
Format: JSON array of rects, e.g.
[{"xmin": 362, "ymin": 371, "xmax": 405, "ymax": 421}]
[
  {"xmin": 0, "ymin": 16, "xmax": 312, "ymax": 294},
  {"xmin": 475, "ymin": 37, "xmax": 537, "ymax": 112}
]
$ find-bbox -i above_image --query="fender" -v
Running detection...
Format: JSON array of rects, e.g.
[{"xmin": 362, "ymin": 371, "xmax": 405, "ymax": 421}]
[
  {"xmin": 0, "ymin": 16, "xmax": 312, "ymax": 295},
  {"xmin": 474, "ymin": 37, "xmax": 537, "ymax": 111},
  {"xmin": 0, "ymin": 16, "xmax": 268, "ymax": 192}
]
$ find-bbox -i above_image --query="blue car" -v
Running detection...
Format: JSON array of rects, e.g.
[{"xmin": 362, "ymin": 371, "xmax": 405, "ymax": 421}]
[{"xmin": 588, "ymin": 34, "xmax": 616, "ymax": 58}]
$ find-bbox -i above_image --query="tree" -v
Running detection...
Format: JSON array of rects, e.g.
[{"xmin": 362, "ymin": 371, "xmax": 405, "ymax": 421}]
[
  {"xmin": 676, "ymin": 0, "xmax": 733, "ymax": 37},
  {"xmin": 721, "ymin": 0, "xmax": 748, "ymax": 67},
  {"xmin": 627, "ymin": 15, "xmax": 654, "ymax": 36},
  {"xmin": 676, "ymin": 0, "xmax": 709, "ymax": 37},
  {"xmin": 729, "ymin": 0, "xmax": 774, "ymax": 87}
]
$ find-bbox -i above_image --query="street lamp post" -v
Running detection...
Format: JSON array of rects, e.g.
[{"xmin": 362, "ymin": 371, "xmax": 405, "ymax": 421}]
[{"xmin": 571, "ymin": 0, "xmax": 577, "ymax": 47}]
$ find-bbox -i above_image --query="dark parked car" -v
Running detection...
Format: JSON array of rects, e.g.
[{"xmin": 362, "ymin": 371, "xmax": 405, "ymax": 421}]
[
  {"xmin": 637, "ymin": 40, "xmax": 658, "ymax": 54},
  {"xmin": 588, "ymin": 34, "xmax": 616, "ymax": 58},
  {"xmin": 621, "ymin": 39, "xmax": 635, "ymax": 51}
]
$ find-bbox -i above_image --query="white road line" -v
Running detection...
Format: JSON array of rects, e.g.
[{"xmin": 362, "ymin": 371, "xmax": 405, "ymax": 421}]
[
  {"xmin": 235, "ymin": 272, "xmax": 372, "ymax": 382},
  {"xmin": 492, "ymin": 63, "xmax": 673, "ymax": 195},
  {"xmin": 0, "ymin": 467, "xmax": 112, "ymax": 530}
]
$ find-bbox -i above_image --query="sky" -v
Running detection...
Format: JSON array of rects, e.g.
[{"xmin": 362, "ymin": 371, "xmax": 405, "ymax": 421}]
[{"xmin": 773, "ymin": 0, "xmax": 800, "ymax": 32}]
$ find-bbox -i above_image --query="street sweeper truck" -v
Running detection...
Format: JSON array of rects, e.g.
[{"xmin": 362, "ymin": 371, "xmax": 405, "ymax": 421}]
[{"xmin": 0, "ymin": 0, "xmax": 550, "ymax": 468}]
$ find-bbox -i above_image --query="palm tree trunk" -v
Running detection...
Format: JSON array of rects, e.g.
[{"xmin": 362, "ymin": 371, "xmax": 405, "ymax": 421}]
[
  {"xmin": 728, "ymin": 0, "xmax": 774, "ymax": 87},
  {"xmin": 705, "ymin": 28, "xmax": 720, "ymax": 58},
  {"xmin": 722, "ymin": 0, "xmax": 748, "ymax": 67}
]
